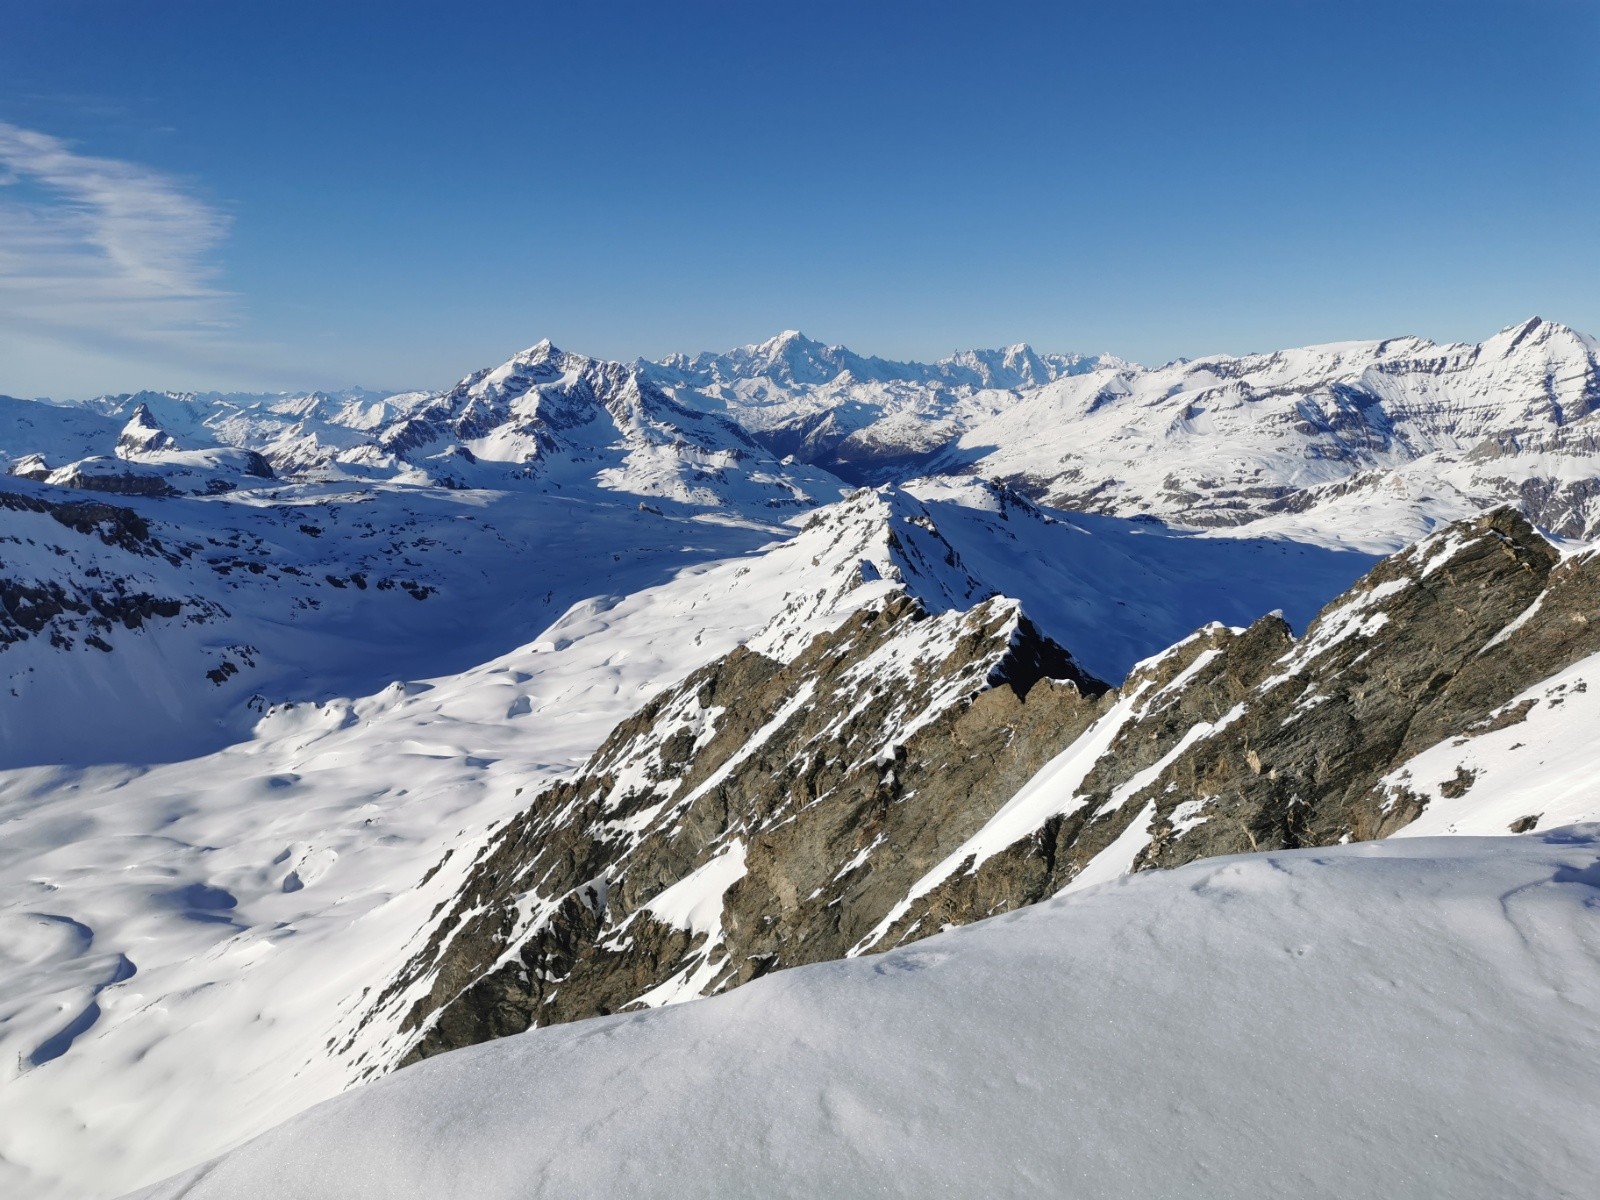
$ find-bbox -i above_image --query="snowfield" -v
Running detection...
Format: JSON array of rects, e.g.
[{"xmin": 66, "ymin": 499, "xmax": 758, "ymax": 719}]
[{"xmin": 132, "ymin": 828, "xmax": 1600, "ymax": 1200}]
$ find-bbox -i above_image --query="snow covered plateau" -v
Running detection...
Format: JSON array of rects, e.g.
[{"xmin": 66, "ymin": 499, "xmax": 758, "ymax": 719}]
[{"xmin": 2, "ymin": 320, "xmax": 1599, "ymax": 1199}]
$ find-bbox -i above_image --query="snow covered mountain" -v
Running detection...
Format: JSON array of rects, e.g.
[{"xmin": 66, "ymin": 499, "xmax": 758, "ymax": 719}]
[
  {"xmin": 14, "ymin": 343, "xmax": 838, "ymax": 510},
  {"xmin": 643, "ymin": 330, "xmax": 1111, "ymax": 485},
  {"xmin": 929, "ymin": 317, "xmax": 1600, "ymax": 545},
  {"xmin": 16, "ymin": 319, "xmax": 1600, "ymax": 546},
  {"xmin": 646, "ymin": 319, "xmax": 1600, "ymax": 548},
  {"xmin": 4, "ymin": 321, "xmax": 1600, "ymax": 1200},
  {"xmin": 650, "ymin": 328, "xmax": 1103, "ymax": 393},
  {"xmin": 10, "ymin": 387, "xmax": 399, "ymax": 479}
]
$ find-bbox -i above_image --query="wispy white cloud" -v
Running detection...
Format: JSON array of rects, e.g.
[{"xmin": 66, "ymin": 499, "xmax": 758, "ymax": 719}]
[{"xmin": 0, "ymin": 121, "xmax": 237, "ymax": 351}]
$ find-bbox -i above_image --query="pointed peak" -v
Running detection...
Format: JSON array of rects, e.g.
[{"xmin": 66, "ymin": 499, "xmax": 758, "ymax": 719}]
[
  {"xmin": 518, "ymin": 338, "xmax": 562, "ymax": 360},
  {"xmin": 757, "ymin": 329, "xmax": 820, "ymax": 353},
  {"xmin": 116, "ymin": 402, "xmax": 176, "ymax": 455},
  {"xmin": 1487, "ymin": 315, "xmax": 1593, "ymax": 357},
  {"xmin": 1504, "ymin": 315, "xmax": 1545, "ymax": 347},
  {"xmin": 121, "ymin": 402, "xmax": 164, "ymax": 431}
]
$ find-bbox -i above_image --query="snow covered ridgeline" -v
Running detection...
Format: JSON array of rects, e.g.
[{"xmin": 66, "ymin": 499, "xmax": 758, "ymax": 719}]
[
  {"xmin": 858, "ymin": 507, "xmax": 1600, "ymax": 950},
  {"xmin": 350, "ymin": 593, "xmax": 1108, "ymax": 1071},
  {"xmin": 13, "ymin": 318, "xmax": 1600, "ymax": 542},
  {"xmin": 641, "ymin": 318, "xmax": 1600, "ymax": 545},
  {"xmin": 0, "ymin": 467, "xmax": 1376, "ymax": 1199},
  {"xmin": 357, "ymin": 506, "xmax": 1600, "ymax": 1072},
  {"xmin": 8, "ymin": 342, "xmax": 841, "ymax": 508},
  {"xmin": 925, "ymin": 316, "xmax": 1600, "ymax": 541},
  {"xmin": 3, "ymin": 318, "xmax": 1599, "ymax": 1198},
  {"xmin": 0, "ymin": 337, "xmax": 852, "ymax": 769},
  {"xmin": 133, "ymin": 827, "xmax": 1600, "ymax": 1200},
  {"xmin": 0, "ymin": 459, "xmax": 1352, "ymax": 1199}
]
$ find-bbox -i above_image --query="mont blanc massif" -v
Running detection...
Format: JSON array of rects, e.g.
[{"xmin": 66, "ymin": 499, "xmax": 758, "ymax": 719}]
[{"xmin": 4, "ymin": 317, "xmax": 1600, "ymax": 1199}]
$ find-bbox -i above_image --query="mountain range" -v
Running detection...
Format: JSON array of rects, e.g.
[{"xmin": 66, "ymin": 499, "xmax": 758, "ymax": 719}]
[{"xmin": 2, "ymin": 319, "xmax": 1599, "ymax": 1199}]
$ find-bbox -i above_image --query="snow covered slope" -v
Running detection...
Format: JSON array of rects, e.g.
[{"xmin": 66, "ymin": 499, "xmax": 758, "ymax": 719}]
[
  {"xmin": 6, "ymin": 322, "xmax": 1600, "ymax": 1200},
  {"xmin": 936, "ymin": 317, "xmax": 1600, "ymax": 544},
  {"xmin": 132, "ymin": 827, "xmax": 1600, "ymax": 1200},
  {"xmin": 0, "ymin": 478, "xmax": 808, "ymax": 766},
  {"xmin": 339, "ymin": 504, "xmax": 1600, "ymax": 1085},
  {"xmin": 0, "ymin": 471, "xmax": 1379, "ymax": 1199},
  {"xmin": 0, "ymin": 336, "xmax": 852, "ymax": 767},
  {"xmin": 0, "ymin": 509, "xmax": 860, "ymax": 1199}
]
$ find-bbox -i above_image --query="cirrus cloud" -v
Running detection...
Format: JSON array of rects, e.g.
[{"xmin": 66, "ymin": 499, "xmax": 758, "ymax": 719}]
[{"xmin": 0, "ymin": 121, "xmax": 237, "ymax": 353}]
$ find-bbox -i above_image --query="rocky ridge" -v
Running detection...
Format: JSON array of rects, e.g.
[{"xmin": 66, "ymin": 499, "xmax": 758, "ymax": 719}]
[
  {"xmin": 351, "ymin": 593, "xmax": 1108, "ymax": 1070},
  {"xmin": 367, "ymin": 506, "xmax": 1600, "ymax": 1071},
  {"xmin": 857, "ymin": 507, "xmax": 1600, "ymax": 953}
]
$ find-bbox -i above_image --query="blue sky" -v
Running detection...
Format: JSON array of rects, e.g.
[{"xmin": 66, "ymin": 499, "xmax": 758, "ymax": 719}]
[{"xmin": 1, "ymin": 0, "xmax": 1596, "ymax": 397}]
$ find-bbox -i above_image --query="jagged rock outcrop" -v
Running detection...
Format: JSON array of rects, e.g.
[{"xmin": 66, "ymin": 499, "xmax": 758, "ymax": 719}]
[
  {"xmin": 115, "ymin": 403, "xmax": 178, "ymax": 456},
  {"xmin": 362, "ymin": 506, "xmax": 1600, "ymax": 1076},
  {"xmin": 860, "ymin": 507, "xmax": 1600, "ymax": 952},
  {"xmin": 356, "ymin": 594, "xmax": 1108, "ymax": 1070}
]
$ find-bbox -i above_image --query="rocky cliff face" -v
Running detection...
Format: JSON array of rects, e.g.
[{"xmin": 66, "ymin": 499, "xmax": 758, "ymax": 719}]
[
  {"xmin": 857, "ymin": 508, "xmax": 1600, "ymax": 953},
  {"xmin": 354, "ymin": 594, "xmax": 1108, "ymax": 1071},
  {"xmin": 363, "ymin": 507, "xmax": 1600, "ymax": 1075}
]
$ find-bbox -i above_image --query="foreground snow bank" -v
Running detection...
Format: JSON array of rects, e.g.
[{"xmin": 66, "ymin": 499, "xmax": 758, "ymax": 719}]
[{"xmin": 133, "ymin": 829, "xmax": 1600, "ymax": 1200}]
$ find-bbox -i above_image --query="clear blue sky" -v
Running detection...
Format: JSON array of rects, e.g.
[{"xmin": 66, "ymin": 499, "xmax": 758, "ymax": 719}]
[{"xmin": 1, "ymin": 0, "xmax": 1596, "ymax": 397}]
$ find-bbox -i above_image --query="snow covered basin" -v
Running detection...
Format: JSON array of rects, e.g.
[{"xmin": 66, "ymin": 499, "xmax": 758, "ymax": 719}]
[{"xmin": 133, "ymin": 828, "xmax": 1600, "ymax": 1199}]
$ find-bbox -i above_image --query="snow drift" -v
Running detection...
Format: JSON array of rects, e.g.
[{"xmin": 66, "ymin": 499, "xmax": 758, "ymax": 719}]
[{"xmin": 133, "ymin": 828, "xmax": 1600, "ymax": 1200}]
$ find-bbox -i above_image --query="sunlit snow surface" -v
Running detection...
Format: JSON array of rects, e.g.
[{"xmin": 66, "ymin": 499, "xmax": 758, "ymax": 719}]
[
  {"xmin": 5, "ymin": 317, "xmax": 1599, "ymax": 1197},
  {"xmin": 0, "ymin": 493, "xmax": 800, "ymax": 1198},
  {"xmin": 0, "ymin": 475, "xmax": 1375, "ymax": 1199},
  {"xmin": 133, "ymin": 828, "xmax": 1600, "ymax": 1200}
]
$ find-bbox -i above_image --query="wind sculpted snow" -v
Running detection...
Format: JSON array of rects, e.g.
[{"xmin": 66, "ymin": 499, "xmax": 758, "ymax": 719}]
[{"xmin": 130, "ymin": 828, "xmax": 1600, "ymax": 1200}]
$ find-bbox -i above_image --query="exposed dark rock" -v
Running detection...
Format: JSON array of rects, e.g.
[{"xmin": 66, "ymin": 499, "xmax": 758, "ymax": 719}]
[
  {"xmin": 48, "ymin": 465, "xmax": 180, "ymax": 498},
  {"xmin": 0, "ymin": 488, "xmax": 214, "ymax": 652},
  {"xmin": 359, "ymin": 506, "xmax": 1600, "ymax": 1082},
  {"xmin": 356, "ymin": 595, "xmax": 1107, "ymax": 1071}
]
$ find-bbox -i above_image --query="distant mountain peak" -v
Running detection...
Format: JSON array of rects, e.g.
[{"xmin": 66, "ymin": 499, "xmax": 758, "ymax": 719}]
[
  {"xmin": 115, "ymin": 402, "xmax": 177, "ymax": 456},
  {"xmin": 1484, "ymin": 314, "xmax": 1597, "ymax": 358},
  {"xmin": 644, "ymin": 333, "xmax": 1105, "ymax": 396},
  {"xmin": 512, "ymin": 338, "xmax": 563, "ymax": 362}
]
